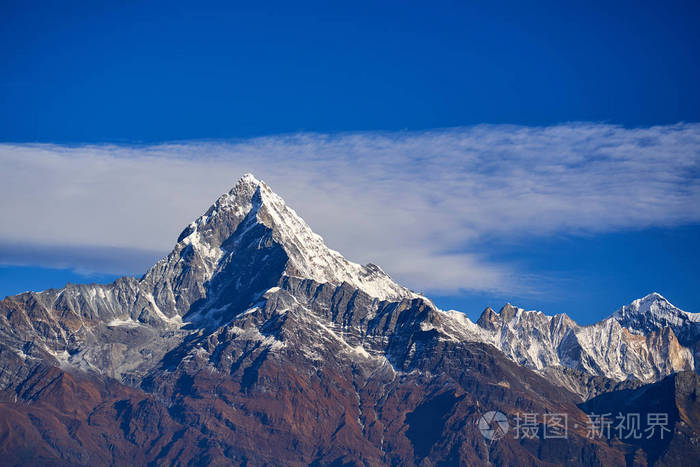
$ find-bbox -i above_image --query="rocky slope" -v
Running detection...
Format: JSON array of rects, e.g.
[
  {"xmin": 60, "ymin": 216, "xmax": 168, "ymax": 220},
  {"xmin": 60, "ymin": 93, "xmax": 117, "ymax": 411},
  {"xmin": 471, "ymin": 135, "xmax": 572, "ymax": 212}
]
[
  {"xmin": 0, "ymin": 173, "xmax": 697, "ymax": 466},
  {"xmin": 614, "ymin": 293, "xmax": 700, "ymax": 372},
  {"xmin": 0, "ymin": 174, "xmax": 420, "ymax": 385},
  {"xmin": 580, "ymin": 371, "xmax": 700, "ymax": 466},
  {"xmin": 475, "ymin": 296, "xmax": 697, "ymax": 399}
]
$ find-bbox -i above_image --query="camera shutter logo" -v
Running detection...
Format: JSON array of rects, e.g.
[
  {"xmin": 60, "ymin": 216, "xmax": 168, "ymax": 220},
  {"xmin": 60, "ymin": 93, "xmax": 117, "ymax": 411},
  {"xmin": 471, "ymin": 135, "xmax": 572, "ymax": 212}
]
[{"xmin": 478, "ymin": 411, "xmax": 509, "ymax": 441}]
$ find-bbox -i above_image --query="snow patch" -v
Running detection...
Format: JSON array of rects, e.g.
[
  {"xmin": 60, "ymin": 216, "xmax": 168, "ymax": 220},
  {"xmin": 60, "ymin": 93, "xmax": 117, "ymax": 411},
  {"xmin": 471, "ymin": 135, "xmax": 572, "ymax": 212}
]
[{"xmin": 107, "ymin": 317, "xmax": 140, "ymax": 327}]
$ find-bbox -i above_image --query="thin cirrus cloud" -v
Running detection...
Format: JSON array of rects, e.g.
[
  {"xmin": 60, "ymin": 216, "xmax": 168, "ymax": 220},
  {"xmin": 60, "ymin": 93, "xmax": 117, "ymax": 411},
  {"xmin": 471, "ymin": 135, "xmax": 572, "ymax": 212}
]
[{"xmin": 1, "ymin": 122, "xmax": 698, "ymax": 295}]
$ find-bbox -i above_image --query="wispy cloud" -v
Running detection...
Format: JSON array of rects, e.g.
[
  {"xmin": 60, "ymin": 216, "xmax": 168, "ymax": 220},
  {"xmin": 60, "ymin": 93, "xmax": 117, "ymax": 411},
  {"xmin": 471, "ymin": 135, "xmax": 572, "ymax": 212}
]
[
  {"xmin": 0, "ymin": 242, "xmax": 162, "ymax": 277},
  {"xmin": 1, "ymin": 123, "xmax": 699, "ymax": 294}
]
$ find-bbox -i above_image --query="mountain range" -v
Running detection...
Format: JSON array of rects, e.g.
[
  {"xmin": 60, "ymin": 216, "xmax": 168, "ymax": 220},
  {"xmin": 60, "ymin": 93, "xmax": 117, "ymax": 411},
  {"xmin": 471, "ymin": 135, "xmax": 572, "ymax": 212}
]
[{"xmin": 1, "ymin": 174, "xmax": 698, "ymax": 466}]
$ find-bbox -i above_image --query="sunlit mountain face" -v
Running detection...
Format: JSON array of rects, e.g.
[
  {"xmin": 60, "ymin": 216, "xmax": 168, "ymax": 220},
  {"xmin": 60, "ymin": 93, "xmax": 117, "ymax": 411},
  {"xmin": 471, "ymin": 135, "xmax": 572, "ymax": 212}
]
[
  {"xmin": 0, "ymin": 175, "xmax": 698, "ymax": 465},
  {"xmin": 2, "ymin": 1, "xmax": 700, "ymax": 464}
]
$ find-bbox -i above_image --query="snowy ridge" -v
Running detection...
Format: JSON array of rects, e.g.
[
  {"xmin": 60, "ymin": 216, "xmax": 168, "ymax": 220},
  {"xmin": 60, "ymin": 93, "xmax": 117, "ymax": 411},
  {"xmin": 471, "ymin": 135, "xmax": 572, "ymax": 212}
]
[
  {"xmin": 613, "ymin": 292, "xmax": 700, "ymax": 335},
  {"xmin": 165, "ymin": 173, "xmax": 418, "ymax": 304},
  {"xmin": 1, "ymin": 173, "xmax": 697, "ymax": 403},
  {"xmin": 248, "ymin": 174, "xmax": 418, "ymax": 302},
  {"xmin": 472, "ymin": 295, "xmax": 697, "ymax": 390}
]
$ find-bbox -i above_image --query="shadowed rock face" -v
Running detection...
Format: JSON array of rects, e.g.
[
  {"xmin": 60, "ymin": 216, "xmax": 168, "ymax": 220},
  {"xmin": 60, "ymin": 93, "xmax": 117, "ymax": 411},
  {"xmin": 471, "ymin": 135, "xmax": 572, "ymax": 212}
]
[
  {"xmin": 0, "ymin": 174, "xmax": 698, "ymax": 466},
  {"xmin": 580, "ymin": 371, "xmax": 700, "ymax": 466}
]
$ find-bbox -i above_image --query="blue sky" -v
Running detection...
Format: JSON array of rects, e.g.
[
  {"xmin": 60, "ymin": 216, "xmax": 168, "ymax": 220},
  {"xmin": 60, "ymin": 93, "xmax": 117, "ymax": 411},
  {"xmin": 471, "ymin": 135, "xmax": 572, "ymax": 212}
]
[
  {"xmin": 1, "ymin": 1, "xmax": 699, "ymax": 322},
  {"xmin": 3, "ymin": 0, "xmax": 700, "ymax": 141}
]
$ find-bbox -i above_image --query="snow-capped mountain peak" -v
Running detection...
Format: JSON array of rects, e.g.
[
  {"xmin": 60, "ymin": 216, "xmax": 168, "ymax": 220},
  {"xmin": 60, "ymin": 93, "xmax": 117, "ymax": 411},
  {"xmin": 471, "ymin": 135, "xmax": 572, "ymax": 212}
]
[
  {"xmin": 613, "ymin": 292, "xmax": 700, "ymax": 330},
  {"xmin": 237, "ymin": 175, "xmax": 416, "ymax": 301},
  {"xmin": 154, "ymin": 173, "xmax": 417, "ymax": 317},
  {"xmin": 611, "ymin": 292, "xmax": 700, "ymax": 348},
  {"xmin": 0, "ymin": 169, "xmax": 698, "ymax": 438},
  {"xmin": 612, "ymin": 292, "xmax": 700, "ymax": 322},
  {"xmin": 472, "ymin": 294, "xmax": 696, "ymax": 396},
  {"xmin": 617, "ymin": 292, "xmax": 672, "ymax": 314}
]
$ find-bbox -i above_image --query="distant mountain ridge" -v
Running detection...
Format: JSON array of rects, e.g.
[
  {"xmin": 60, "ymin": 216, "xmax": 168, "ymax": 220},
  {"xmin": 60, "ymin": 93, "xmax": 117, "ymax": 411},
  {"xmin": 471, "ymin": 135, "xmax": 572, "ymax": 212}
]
[
  {"xmin": 474, "ymin": 293, "xmax": 697, "ymax": 398},
  {"xmin": 0, "ymin": 173, "xmax": 697, "ymax": 466}
]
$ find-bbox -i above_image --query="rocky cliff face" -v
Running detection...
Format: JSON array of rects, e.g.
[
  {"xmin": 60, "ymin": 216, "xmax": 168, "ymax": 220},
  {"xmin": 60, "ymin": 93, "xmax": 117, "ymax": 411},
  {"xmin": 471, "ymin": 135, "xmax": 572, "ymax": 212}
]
[
  {"xmin": 0, "ymin": 175, "xmax": 420, "ymax": 385},
  {"xmin": 474, "ymin": 296, "xmax": 697, "ymax": 399},
  {"xmin": 614, "ymin": 292, "xmax": 700, "ymax": 372},
  {"xmin": 580, "ymin": 371, "xmax": 700, "ymax": 466},
  {"xmin": 0, "ymin": 174, "xmax": 697, "ymax": 466}
]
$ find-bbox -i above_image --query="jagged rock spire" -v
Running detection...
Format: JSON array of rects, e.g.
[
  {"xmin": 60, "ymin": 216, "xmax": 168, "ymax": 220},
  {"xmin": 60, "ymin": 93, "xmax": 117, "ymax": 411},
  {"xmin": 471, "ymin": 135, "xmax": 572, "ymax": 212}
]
[{"xmin": 145, "ymin": 173, "xmax": 417, "ymax": 323}]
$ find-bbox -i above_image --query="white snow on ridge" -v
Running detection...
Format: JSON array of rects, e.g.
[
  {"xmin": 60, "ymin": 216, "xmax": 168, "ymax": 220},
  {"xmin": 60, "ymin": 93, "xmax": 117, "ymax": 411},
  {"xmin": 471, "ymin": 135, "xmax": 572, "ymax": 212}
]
[
  {"xmin": 146, "ymin": 293, "xmax": 185, "ymax": 326},
  {"xmin": 613, "ymin": 292, "xmax": 700, "ymax": 325},
  {"xmin": 461, "ymin": 294, "xmax": 697, "ymax": 384},
  {"xmin": 107, "ymin": 317, "xmax": 140, "ymax": 327},
  {"xmin": 187, "ymin": 173, "xmax": 420, "ymax": 303},
  {"xmin": 251, "ymin": 176, "xmax": 418, "ymax": 302}
]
